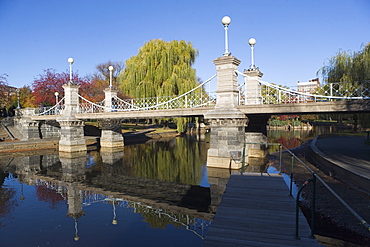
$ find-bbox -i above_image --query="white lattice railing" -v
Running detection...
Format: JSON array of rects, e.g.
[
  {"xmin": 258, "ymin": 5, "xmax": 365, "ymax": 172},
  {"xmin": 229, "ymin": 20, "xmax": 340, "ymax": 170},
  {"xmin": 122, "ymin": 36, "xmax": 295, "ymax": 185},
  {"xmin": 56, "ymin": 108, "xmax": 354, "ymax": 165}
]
[
  {"xmin": 35, "ymin": 97, "xmax": 66, "ymax": 115},
  {"xmin": 34, "ymin": 73, "xmax": 370, "ymax": 116},
  {"xmin": 76, "ymin": 74, "xmax": 217, "ymax": 113},
  {"xmin": 236, "ymin": 70, "xmax": 370, "ymax": 105}
]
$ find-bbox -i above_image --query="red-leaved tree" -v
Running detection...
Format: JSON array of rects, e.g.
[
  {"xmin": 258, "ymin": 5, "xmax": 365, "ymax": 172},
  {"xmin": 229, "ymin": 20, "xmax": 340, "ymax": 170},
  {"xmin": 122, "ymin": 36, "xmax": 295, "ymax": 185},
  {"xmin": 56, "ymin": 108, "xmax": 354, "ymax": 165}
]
[{"xmin": 32, "ymin": 69, "xmax": 88, "ymax": 106}]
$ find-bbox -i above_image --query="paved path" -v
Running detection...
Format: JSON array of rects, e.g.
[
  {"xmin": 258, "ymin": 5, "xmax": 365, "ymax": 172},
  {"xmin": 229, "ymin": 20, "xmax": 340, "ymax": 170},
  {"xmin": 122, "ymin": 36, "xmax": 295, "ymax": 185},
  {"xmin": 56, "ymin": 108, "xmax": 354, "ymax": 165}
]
[
  {"xmin": 203, "ymin": 173, "xmax": 319, "ymax": 247},
  {"xmin": 311, "ymin": 135, "xmax": 370, "ymax": 191},
  {"xmin": 315, "ymin": 136, "xmax": 370, "ymax": 178}
]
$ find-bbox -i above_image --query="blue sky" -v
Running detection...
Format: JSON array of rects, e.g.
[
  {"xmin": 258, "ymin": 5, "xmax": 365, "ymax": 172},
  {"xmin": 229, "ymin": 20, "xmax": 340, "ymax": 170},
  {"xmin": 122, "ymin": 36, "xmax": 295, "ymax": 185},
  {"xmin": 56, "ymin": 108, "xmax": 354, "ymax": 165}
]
[{"xmin": 1, "ymin": 0, "xmax": 369, "ymax": 90}]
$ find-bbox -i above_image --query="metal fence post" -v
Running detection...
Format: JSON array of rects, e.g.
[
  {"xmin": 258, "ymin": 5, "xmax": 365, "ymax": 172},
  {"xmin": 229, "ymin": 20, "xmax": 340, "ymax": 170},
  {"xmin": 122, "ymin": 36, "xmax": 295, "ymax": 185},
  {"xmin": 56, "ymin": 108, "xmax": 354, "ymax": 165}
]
[
  {"xmin": 310, "ymin": 175, "xmax": 317, "ymax": 238},
  {"xmin": 295, "ymin": 179, "xmax": 312, "ymax": 239},
  {"xmin": 289, "ymin": 156, "xmax": 294, "ymax": 197},
  {"xmin": 279, "ymin": 144, "xmax": 282, "ymax": 172},
  {"xmin": 241, "ymin": 143, "xmax": 246, "ymax": 173}
]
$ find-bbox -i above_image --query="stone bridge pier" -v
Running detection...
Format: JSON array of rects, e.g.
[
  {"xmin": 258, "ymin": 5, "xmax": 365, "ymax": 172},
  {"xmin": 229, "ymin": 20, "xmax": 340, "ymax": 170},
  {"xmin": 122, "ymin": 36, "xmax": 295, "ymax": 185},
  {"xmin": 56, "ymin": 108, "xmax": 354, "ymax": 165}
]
[
  {"xmin": 99, "ymin": 87, "xmax": 125, "ymax": 151},
  {"xmin": 205, "ymin": 56, "xmax": 248, "ymax": 169},
  {"xmin": 99, "ymin": 118, "xmax": 124, "ymax": 152},
  {"xmin": 243, "ymin": 69, "xmax": 270, "ymax": 171},
  {"xmin": 205, "ymin": 55, "xmax": 269, "ymax": 170},
  {"xmin": 57, "ymin": 83, "xmax": 87, "ymax": 156}
]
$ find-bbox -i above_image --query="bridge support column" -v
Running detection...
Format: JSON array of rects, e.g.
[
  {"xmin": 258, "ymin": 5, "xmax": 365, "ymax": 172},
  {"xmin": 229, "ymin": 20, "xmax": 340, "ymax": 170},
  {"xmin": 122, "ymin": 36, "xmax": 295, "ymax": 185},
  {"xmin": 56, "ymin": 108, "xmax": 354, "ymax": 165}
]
[
  {"xmin": 57, "ymin": 83, "xmax": 87, "ymax": 156},
  {"xmin": 58, "ymin": 120, "xmax": 86, "ymax": 155},
  {"xmin": 104, "ymin": 87, "xmax": 118, "ymax": 112},
  {"xmin": 99, "ymin": 119, "xmax": 124, "ymax": 151},
  {"xmin": 244, "ymin": 115, "xmax": 271, "ymax": 171},
  {"xmin": 205, "ymin": 56, "xmax": 249, "ymax": 169},
  {"xmin": 243, "ymin": 69, "xmax": 263, "ymax": 105},
  {"xmin": 206, "ymin": 118, "xmax": 248, "ymax": 169}
]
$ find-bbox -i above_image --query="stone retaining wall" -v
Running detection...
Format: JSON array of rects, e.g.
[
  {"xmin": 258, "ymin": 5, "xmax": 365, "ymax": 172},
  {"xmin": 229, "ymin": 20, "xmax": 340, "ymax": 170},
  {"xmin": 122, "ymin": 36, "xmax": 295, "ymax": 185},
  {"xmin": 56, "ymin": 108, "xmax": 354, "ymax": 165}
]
[{"xmin": 307, "ymin": 136, "xmax": 370, "ymax": 193}]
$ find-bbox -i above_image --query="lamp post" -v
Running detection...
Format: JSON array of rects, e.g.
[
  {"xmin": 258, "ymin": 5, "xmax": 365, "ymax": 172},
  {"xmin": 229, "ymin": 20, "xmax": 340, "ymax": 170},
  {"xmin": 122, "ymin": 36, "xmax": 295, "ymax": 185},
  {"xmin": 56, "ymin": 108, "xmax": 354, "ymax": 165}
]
[
  {"xmin": 222, "ymin": 16, "xmax": 231, "ymax": 56},
  {"xmin": 68, "ymin": 57, "xmax": 74, "ymax": 84},
  {"xmin": 54, "ymin": 92, "xmax": 59, "ymax": 114},
  {"xmin": 248, "ymin": 38, "xmax": 256, "ymax": 70},
  {"xmin": 55, "ymin": 92, "xmax": 59, "ymax": 104},
  {"xmin": 16, "ymin": 88, "xmax": 20, "ymax": 109},
  {"xmin": 108, "ymin": 66, "xmax": 114, "ymax": 88}
]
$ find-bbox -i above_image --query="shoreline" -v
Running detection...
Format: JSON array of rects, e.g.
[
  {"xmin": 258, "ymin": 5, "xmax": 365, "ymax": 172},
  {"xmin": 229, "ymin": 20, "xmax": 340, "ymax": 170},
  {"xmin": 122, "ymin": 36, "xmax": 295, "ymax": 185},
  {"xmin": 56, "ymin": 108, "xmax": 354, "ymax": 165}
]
[{"xmin": 0, "ymin": 129, "xmax": 180, "ymax": 154}]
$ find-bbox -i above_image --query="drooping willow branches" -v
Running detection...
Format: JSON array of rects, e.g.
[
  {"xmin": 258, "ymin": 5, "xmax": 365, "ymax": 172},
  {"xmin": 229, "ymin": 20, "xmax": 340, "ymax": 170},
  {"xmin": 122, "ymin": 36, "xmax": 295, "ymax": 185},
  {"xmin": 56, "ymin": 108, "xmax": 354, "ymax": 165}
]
[
  {"xmin": 118, "ymin": 39, "xmax": 201, "ymax": 132},
  {"xmin": 318, "ymin": 43, "xmax": 370, "ymax": 83},
  {"xmin": 119, "ymin": 39, "xmax": 199, "ymax": 98}
]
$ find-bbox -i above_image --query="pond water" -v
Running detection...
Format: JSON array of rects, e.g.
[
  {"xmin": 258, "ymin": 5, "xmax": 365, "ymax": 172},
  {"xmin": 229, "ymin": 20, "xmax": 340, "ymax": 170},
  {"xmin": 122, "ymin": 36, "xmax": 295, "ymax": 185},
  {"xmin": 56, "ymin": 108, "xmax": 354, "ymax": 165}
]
[
  {"xmin": 0, "ymin": 136, "xmax": 211, "ymax": 247},
  {"xmin": 0, "ymin": 125, "xmax": 346, "ymax": 246}
]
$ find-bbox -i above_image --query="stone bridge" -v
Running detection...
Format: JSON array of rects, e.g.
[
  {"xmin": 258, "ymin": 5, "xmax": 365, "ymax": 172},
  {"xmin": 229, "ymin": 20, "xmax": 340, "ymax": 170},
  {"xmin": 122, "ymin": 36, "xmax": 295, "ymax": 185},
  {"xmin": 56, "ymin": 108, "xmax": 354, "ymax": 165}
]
[{"xmin": 5, "ymin": 55, "xmax": 370, "ymax": 169}]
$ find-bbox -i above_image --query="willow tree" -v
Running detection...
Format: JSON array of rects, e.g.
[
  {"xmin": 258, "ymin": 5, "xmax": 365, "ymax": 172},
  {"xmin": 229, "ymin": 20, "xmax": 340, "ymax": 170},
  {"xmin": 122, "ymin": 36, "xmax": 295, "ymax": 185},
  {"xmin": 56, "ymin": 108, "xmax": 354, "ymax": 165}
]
[
  {"xmin": 318, "ymin": 43, "xmax": 370, "ymax": 130},
  {"xmin": 319, "ymin": 43, "xmax": 370, "ymax": 83},
  {"xmin": 118, "ymin": 39, "xmax": 199, "ymax": 132}
]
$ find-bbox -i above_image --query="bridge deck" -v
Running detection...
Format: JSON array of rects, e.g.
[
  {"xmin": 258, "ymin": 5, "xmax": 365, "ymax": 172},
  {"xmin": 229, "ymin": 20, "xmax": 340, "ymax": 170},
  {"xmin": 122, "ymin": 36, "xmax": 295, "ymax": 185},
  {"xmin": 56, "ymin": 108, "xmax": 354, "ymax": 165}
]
[{"xmin": 203, "ymin": 172, "xmax": 319, "ymax": 247}]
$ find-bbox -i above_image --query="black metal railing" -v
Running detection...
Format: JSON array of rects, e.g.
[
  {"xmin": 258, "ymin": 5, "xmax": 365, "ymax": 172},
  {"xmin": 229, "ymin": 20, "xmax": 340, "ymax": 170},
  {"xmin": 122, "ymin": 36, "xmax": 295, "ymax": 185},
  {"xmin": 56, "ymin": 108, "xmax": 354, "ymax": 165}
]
[{"xmin": 240, "ymin": 142, "xmax": 370, "ymax": 239}]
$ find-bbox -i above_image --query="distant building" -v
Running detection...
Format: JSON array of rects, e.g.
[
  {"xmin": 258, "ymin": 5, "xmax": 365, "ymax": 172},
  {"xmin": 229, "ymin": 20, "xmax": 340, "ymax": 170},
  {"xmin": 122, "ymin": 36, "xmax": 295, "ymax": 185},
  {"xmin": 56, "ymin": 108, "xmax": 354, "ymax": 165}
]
[
  {"xmin": 297, "ymin": 78, "xmax": 320, "ymax": 94},
  {"xmin": 0, "ymin": 85, "xmax": 17, "ymax": 107}
]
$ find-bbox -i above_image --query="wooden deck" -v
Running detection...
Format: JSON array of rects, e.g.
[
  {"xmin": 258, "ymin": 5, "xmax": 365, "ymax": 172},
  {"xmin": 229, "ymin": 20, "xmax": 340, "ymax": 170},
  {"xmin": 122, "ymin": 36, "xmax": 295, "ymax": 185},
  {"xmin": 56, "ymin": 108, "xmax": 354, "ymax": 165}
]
[{"xmin": 203, "ymin": 172, "xmax": 319, "ymax": 247}]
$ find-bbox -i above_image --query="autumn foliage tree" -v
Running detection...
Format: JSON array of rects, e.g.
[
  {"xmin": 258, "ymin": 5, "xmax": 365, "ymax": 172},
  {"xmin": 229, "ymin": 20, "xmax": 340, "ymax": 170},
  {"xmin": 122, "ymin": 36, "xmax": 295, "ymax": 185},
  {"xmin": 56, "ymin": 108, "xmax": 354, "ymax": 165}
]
[
  {"xmin": 81, "ymin": 61, "xmax": 125, "ymax": 102},
  {"xmin": 0, "ymin": 73, "xmax": 9, "ymax": 107},
  {"xmin": 32, "ymin": 69, "xmax": 88, "ymax": 106}
]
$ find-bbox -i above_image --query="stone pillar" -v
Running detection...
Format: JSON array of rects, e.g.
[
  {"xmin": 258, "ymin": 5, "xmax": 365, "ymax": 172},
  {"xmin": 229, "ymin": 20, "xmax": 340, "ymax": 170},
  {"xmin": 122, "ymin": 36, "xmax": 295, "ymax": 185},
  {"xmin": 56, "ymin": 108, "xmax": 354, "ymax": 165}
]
[
  {"xmin": 242, "ymin": 68, "xmax": 270, "ymax": 170},
  {"xmin": 57, "ymin": 83, "xmax": 86, "ymax": 156},
  {"xmin": 104, "ymin": 87, "xmax": 118, "ymax": 112},
  {"xmin": 58, "ymin": 120, "xmax": 86, "ymax": 155},
  {"xmin": 206, "ymin": 118, "xmax": 248, "ymax": 169},
  {"xmin": 243, "ymin": 69, "xmax": 263, "ymax": 105},
  {"xmin": 205, "ymin": 56, "xmax": 249, "ymax": 169},
  {"xmin": 17, "ymin": 108, "xmax": 40, "ymax": 140},
  {"xmin": 99, "ymin": 119, "xmax": 124, "ymax": 151},
  {"xmin": 245, "ymin": 115, "xmax": 271, "ymax": 170},
  {"xmin": 62, "ymin": 83, "xmax": 80, "ymax": 117},
  {"xmin": 213, "ymin": 56, "xmax": 241, "ymax": 109}
]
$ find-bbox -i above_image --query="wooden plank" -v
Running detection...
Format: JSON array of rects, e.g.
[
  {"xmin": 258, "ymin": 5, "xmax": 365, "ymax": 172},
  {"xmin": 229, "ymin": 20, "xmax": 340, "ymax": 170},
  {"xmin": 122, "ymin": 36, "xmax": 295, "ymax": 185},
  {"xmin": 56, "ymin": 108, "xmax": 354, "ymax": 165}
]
[{"xmin": 203, "ymin": 172, "xmax": 319, "ymax": 247}]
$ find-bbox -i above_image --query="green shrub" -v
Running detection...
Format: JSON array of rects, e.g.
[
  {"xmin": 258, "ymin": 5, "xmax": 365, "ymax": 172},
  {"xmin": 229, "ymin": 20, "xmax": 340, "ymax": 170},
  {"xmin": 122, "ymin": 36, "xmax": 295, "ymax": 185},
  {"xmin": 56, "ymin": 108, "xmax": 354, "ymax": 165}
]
[
  {"xmin": 291, "ymin": 120, "xmax": 301, "ymax": 126},
  {"xmin": 269, "ymin": 119, "xmax": 287, "ymax": 126}
]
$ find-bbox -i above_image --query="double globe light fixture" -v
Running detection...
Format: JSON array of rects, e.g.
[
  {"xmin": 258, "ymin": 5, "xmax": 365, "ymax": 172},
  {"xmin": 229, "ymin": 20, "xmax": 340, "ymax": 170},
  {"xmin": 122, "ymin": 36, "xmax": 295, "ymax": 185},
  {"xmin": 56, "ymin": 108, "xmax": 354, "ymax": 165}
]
[{"xmin": 221, "ymin": 16, "xmax": 258, "ymax": 70}]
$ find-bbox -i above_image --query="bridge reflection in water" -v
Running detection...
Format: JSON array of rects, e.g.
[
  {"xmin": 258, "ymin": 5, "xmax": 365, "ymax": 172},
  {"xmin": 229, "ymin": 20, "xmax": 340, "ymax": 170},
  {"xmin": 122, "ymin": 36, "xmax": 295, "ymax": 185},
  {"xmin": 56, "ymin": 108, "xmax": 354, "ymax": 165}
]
[{"xmin": 0, "ymin": 135, "xmax": 229, "ymax": 246}]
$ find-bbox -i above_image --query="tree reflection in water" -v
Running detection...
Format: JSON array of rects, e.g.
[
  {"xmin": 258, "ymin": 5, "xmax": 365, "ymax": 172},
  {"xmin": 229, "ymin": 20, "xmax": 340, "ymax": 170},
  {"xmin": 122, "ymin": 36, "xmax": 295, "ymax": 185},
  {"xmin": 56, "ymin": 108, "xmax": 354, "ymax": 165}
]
[
  {"xmin": 0, "ymin": 173, "xmax": 17, "ymax": 227},
  {"xmin": 0, "ymin": 135, "xmax": 211, "ymax": 246},
  {"xmin": 131, "ymin": 137, "xmax": 205, "ymax": 185}
]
